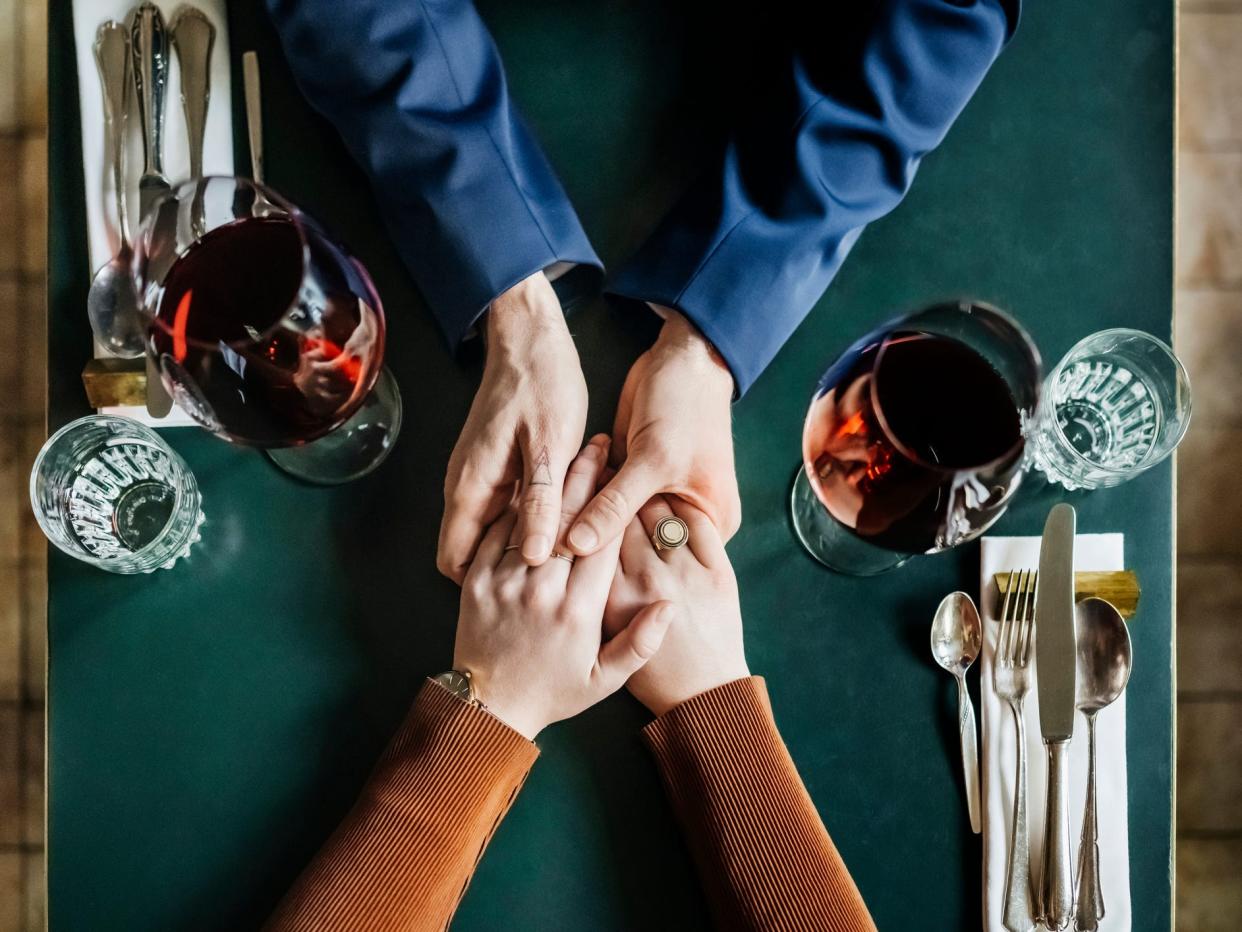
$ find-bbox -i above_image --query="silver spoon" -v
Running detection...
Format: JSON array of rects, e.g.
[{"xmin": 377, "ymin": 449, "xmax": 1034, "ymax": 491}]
[
  {"xmin": 931, "ymin": 591, "xmax": 983, "ymax": 833},
  {"xmin": 1072, "ymin": 597, "xmax": 1133, "ymax": 931},
  {"xmin": 87, "ymin": 21, "xmax": 146, "ymax": 359}
]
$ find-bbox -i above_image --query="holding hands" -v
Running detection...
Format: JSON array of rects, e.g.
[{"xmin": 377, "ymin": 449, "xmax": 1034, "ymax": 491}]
[
  {"xmin": 455, "ymin": 435, "xmax": 676, "ymax": 738},
  {"xmin": 438, "ymin": 274, "xmax": 740, "ymax": 584},
  {"xmin": 455, "ymin": 432, "xmax": 749, "ymax": 735},
  {"xmin": 442, "ymin": 278, "xmax": 747, "ymax": 728}
]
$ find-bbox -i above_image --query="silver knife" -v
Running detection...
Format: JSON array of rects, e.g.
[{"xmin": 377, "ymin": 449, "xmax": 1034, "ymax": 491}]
[
  {"xmin": 1035, "ymin": 502, "xmax": 1077, "ymax": 929},
  {"xmin": 131, "ymin": 3, "xmax": 174, "ymax": 417},
  {"xmin": 131, "ymin": 2, "xmax": 171, "ymax": 221}
]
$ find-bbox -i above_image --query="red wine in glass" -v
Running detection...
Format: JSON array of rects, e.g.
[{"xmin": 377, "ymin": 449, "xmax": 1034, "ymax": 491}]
[
  {"xmin": 791, "ymin": 302, "xmax": 1041, "ymax": 574},
  {"xmin": 141, "ymin": 184, "xmax": 385, "ymax": 449}
]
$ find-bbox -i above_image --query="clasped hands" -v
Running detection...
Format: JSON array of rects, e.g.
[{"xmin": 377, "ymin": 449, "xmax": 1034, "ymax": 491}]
[{"xmin": 440, "ymin": 272, "xmax": 747, "ymax": 737}]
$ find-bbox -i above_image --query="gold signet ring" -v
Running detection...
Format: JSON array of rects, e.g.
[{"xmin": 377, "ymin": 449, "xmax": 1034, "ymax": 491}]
[{"xmin": 652, "ymin": 515, "xmax": 689, "ymax": 551}]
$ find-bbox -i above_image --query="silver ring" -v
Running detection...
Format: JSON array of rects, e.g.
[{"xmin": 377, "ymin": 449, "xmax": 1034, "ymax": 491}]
[
  {"xmin": 652, "ymin": 515, "xmax": 689, "ymax": 551},
  {"xmin": 503, "ymin": 543, "xmax": 574, "ymax": 564}
]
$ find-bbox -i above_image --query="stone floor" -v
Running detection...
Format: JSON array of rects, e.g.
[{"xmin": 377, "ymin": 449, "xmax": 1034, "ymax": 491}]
[
  {"xmin": 0, "ymin": 2, "xmax": 1238, "ymax": 929},
  {"xmin": 1173, "ymin": 3, "xmax": 1242, "ymax": 930},
  {"xmin": 0, "ymin": 0, "xmax": 47, "ymax": 923}
]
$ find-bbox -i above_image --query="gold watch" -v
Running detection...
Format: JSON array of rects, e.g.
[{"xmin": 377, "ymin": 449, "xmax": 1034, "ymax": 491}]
[{"xmin": 432, "ymin": 670, "xmax": 484, "ymax": 708}]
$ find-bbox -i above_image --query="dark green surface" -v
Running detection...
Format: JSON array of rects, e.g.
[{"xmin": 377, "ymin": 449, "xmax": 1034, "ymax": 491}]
[{"xmin": 47, "ymin": 1, "xmax": 1175, "ymax": 929}]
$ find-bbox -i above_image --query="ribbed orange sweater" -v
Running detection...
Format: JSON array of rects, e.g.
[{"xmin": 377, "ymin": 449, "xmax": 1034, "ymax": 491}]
[{"xmin": 267, "ymin": 677, "xmax": 875, "ymax": 931}]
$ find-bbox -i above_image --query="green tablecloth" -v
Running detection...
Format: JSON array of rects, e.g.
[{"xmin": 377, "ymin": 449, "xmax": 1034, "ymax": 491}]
[{"xmin": 46, "ymin": 1, "xmax": 1175, "ymax": 928}]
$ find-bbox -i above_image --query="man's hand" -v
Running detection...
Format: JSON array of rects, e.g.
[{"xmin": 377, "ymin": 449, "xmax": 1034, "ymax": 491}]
[
  {"xmin": 437, "ymin": 273, "xmax": 587, "ymax": 583},
  {"xmin": 567, "ymin": 310, "xmax": 740, "ymax": 556}
]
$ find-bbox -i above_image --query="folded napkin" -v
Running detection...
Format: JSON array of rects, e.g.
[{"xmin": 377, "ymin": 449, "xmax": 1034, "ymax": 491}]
[
  {"xmin": 980, "ymin": 535, "xmax": 1131, "ymax": 931},
  {"xmin": 74, "ymin": 0, "xmax": 235, "ymax": 425}
]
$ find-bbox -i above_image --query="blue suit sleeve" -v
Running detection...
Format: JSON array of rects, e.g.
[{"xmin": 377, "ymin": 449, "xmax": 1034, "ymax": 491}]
[
  {"xmin": 265, "ymin": 0, "xmax": 602, "ymax": 350},
  {"xmin": 611, "ymin": 0, "xmax": 1019, "ymax": 396}
]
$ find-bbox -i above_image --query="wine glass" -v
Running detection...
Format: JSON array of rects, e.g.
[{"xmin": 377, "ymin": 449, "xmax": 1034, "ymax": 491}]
[
  {"xmin": 790, "ymin": 301, "xmax": 1042, "ymax": 575},
  {"xmin": 132, "ymin": 176, "xmax": 401, "ymax": 483}
]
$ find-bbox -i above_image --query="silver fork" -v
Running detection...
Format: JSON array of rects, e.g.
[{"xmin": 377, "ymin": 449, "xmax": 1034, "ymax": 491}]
[{"xmin": 995, "ymin": 569, "xmax": 1037, "ymax": 932}]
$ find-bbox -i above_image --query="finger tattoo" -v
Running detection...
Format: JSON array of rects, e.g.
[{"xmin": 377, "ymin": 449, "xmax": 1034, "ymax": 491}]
[{"xmin": 530, "ymin": 446, "xmax": 553, "ymax": 486}]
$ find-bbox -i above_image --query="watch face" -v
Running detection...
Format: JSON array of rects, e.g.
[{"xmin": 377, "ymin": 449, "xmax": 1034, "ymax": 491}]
[{"xmin": 433, "ymin": 671, "xmax": 472, "ymax": 701}]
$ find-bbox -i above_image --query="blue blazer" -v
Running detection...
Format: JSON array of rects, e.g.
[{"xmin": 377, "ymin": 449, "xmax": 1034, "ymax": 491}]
[{"xmin": 266, "ymin": 0, "xmax": 1018, "ymax": 395}]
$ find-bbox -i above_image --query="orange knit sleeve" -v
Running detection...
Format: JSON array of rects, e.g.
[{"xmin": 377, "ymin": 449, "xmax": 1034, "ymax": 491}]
[
  {"xmin": 266, "ymin": 680, "xmax": 539, "ymax": 932},
  {"xmin": 643, "ymin": 676, "xmax": 876, "ymax": 932}
]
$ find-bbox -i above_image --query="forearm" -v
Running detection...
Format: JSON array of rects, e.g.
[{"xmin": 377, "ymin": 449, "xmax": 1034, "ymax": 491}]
[
  {"xmin": 267, "ymin": 681, "xmax": 538, "ymax": 931},
  {"xmin": 643, "ymin": 677, "xmax": 875, "ymax": 932},
  {"xmin": 265, "ymin": 0, "xmax": 600, "ymax": 347},
  {"xmin": 613, "ymin": 0, "xmax": 1016, "ymax": 394}
]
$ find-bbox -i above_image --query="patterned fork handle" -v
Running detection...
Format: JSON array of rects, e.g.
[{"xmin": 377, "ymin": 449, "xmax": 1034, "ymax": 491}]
[{"xmin": 1002, "ymin": 696, "xmax": 1035, "ymax": 932}]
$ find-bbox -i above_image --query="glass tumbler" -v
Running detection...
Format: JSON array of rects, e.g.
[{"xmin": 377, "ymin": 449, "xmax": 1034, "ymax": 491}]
[
  {"xmin": 30, "ymin": 416, "xmax": 205, "ymax": 573},
  {"xmin": 1026, "ymin": 329, "xmax": 1192, "ymax": 489}
]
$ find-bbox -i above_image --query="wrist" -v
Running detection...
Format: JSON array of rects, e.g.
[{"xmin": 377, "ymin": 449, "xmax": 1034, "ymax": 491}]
[
  {"xmin": 479, "ymin": 695, "xmax": 545, "ymax": 741},
  {"xmin": 645, "ymin": 666, "xmax": 752, "ymax": 717},
  {"xmin": 452, "ymin": 666, "xmax": 546, "ymax": 740},
  {"xmin": 486, "ymin": 272, "xmax": 566, "ymax": 347},
  {"xmin": 654, "ymin": 310, "xmax": 734, "ymax": 396}
]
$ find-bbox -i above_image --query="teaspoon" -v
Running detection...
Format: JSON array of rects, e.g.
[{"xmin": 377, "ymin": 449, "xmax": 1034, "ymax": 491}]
[{"xmin": 931, "ymin": 591, "xmax": 983, "ymax": 833}]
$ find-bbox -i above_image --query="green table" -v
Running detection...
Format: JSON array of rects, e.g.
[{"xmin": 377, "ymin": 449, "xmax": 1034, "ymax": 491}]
[{"xmin": 47, "ymin": 1, "xmax": 1175, "ymax": 928}]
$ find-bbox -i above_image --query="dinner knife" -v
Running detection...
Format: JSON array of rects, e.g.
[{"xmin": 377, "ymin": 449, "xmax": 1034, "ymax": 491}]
[
  {"xmin": 131, "ymin": 3, "xmax": 174, "ymax": 418},
  {"xmin": 131, "ymin": 2, "xmax": 171, "ymax": 221},
  {"xmin": 1035, "ymin": 502, "xmax": 1077, "ymax": 930}
]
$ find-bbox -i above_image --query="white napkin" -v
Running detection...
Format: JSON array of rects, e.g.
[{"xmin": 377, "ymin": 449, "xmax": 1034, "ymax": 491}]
[
  {"xmin": 980, "ymin": 535, "xmax": 1131, "ymax": 931},
  {"xmin": 74, "ymin": 0, "xmax": 235, "ymax": 426}
]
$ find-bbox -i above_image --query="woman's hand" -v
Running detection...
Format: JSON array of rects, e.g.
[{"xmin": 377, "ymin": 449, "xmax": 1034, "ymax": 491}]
[
  {"xmin": 605, "ymin": 495, "xmax": 750, "ymax": 716},
  {"xmin": 454, "ymin": 435, "xmax": 675, "ymax": 739}
]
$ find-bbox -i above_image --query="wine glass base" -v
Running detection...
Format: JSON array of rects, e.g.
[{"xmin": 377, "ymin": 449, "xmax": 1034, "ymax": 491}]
[
  {"xmin": 789, "ymin": 466, "xmax": 911, "ymax": 576},
  {"xmin": 267, "ymin": 367, "xmax": 403, "ymax": 485}
]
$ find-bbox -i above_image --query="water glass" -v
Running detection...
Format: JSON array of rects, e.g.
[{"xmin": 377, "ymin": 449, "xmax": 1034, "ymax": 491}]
[
  {"xmin": 1027, "ymin": 329, "xmax": 1191, "ymax": 489},
  {"xmin": 30, "ymin": 416, "xmax": 205, "ymax": 573}
]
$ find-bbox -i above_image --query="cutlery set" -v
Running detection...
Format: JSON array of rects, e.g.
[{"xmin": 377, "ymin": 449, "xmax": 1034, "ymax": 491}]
[
  {"xmin": 88, "ymin": 3, "xmax": 215, "ymax": 399},
  {"xmin": 932, "ymin": 503, "xmax": 1133, "ymax": 932}
]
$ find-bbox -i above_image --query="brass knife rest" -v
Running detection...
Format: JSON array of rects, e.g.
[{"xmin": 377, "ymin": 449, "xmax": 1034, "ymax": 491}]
[
  {"xmin": 992, "ymin": 570, "xmax": 1140, "ymax": 620},
  {"xmin": 82, "ymin": 358, "xmax": 146, "ymax": 408}
]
